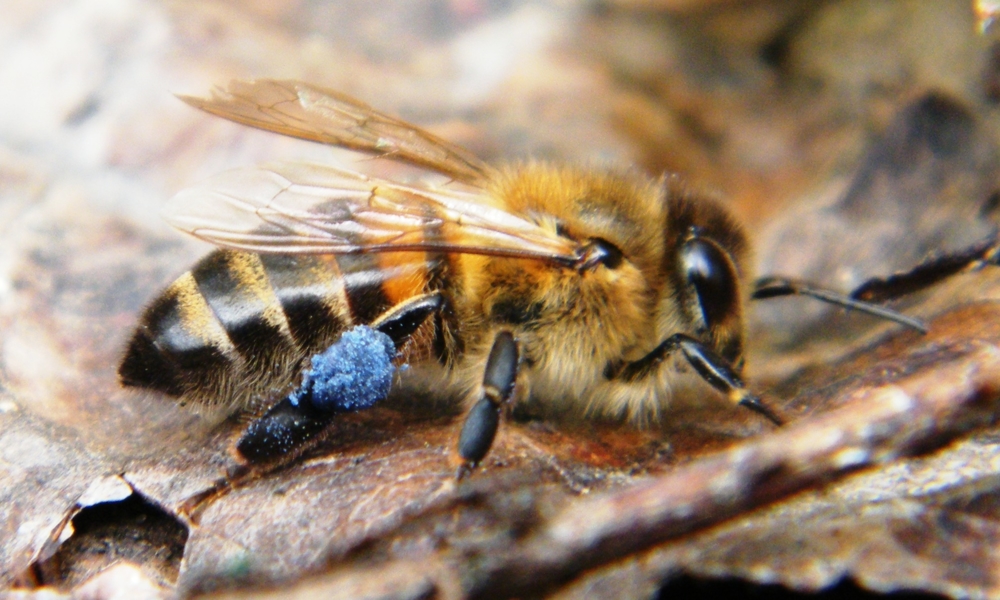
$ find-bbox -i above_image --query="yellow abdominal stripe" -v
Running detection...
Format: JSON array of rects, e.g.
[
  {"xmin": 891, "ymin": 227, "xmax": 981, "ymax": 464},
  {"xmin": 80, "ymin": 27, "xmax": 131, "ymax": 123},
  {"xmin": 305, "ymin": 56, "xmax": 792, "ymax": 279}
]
[
  {"xmin": 169, "ymin": 272, "xmax": 233, "ymax": 350},
  {"xmin": 225, "ymin": 251, "xmax": 292, "ymax": 336}
]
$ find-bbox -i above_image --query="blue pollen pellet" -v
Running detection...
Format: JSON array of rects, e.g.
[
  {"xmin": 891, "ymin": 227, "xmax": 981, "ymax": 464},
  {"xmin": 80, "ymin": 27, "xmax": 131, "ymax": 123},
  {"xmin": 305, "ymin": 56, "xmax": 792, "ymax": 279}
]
[{"xmin": 292, "ymin": 325, "xmax": 397, "ymax": 413}]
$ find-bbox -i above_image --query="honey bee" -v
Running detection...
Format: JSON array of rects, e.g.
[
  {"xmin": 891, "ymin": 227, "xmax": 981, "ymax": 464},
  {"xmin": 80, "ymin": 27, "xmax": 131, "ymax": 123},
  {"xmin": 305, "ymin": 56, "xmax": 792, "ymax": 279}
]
[{"xmin": 119, "ymin": 79, "xmax": 927, "ymax": 474}]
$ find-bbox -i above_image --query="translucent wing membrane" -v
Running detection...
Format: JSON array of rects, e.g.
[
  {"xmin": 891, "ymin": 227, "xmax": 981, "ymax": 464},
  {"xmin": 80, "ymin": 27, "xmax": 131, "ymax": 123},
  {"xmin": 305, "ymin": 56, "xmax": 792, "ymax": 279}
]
[
  {"xmin": 164, "ymin": 162, "xmax": 580, "ymax": 263},
  {"xmin": 179, "ymin": 79, "xmax": 495, "ymax": 183}
]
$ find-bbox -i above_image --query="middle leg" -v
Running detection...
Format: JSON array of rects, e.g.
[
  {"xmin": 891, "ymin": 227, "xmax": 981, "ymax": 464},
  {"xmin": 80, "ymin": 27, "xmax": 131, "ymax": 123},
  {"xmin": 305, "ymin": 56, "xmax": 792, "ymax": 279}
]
[{"xmin": 455, "ymin": 331, "xmax": 519, "ymax": 478}]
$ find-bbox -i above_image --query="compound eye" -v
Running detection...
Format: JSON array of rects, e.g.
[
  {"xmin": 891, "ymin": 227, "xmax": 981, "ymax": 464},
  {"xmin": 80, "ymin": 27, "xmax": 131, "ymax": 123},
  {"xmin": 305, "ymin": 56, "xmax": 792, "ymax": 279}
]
[{"xmin": 680, "ymin": 236, "xmax": 739, "ymax": 332}]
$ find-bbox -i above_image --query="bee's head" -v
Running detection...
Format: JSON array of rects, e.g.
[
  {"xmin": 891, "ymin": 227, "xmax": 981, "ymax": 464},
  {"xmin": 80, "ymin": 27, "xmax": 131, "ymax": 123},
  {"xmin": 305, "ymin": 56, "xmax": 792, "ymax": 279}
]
[{"xmin": 660, "ymin": 183, "xmax": 751, "ymax": 365}]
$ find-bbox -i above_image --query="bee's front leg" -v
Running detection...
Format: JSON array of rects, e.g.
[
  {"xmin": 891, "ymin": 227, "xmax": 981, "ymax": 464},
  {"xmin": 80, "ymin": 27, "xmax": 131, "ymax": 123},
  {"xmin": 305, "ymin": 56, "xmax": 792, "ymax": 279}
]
[
  {"xmin": 609, "ymin": 333, "xmax": 784, "ymax": 426},
  {"xmin": 455, "ymin": 331, "xmax": 518, "ymax": 478}
]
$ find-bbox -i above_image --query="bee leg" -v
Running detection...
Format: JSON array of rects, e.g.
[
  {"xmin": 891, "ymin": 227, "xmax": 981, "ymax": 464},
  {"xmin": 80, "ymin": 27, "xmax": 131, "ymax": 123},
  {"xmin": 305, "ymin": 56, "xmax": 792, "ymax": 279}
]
[
  {"xmin": 611, "ymin": 333, "xmax": 784, "ymax": 426},
  {"xmin": 849, "ymin": 236, "xmax": 1000, "ymax": 303},
  {"xmin": 237, "ymin": 293, "xmax": 444, "ymax": 469},
  {"xmin": 455, "ymin": 331, "xmax": 518, "ymax": 479},
  {"xmin": 752, "ymin": 277, "xmax": 927, "ymax": 333},
  {"xmin": 236, "ymin": 393, "xmax": 335, "ymax": 465},
  {"xmin": 372, "ymin": 291, "xmax": 443, "ymax": 347}
]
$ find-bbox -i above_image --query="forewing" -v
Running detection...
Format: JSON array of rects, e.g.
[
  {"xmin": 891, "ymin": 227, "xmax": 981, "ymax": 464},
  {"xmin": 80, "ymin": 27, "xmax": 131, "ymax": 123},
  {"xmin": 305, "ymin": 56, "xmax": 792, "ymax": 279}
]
[
  {"xmin": 163, "ymin": 162, "xmax": 579, "ymax": 264},
  {"xmin": 179, "ymin": 79, "xmax": 494, "ymax": 184}
]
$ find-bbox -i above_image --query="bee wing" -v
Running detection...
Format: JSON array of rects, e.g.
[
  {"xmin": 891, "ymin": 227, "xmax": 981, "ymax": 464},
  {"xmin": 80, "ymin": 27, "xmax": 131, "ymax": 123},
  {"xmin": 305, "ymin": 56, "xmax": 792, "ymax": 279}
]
[
  {"xmin": 163, "ymin": 162, "xmax": 580, "ymax": 264},
  {"xmin": 179, "ymin": 79, "xmax": 495, "ymax": 184}
]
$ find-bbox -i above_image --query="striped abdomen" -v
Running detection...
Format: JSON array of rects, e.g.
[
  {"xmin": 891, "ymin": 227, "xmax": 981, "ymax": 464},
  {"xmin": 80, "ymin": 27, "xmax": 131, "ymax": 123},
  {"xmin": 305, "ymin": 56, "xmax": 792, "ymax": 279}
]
[{"xmin": 119, "ymin": 249, "xmax": 447, "ymax": 409}]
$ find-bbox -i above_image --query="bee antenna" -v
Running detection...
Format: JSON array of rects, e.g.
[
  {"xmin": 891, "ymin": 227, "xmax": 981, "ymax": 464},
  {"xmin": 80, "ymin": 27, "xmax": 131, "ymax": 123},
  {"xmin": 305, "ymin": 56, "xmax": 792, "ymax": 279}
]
[{"xmin": 752, "ymin": 277, "xmax": 928, "ymax": 334}]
